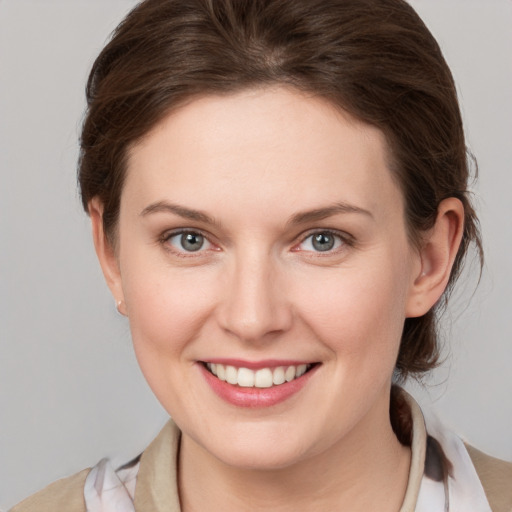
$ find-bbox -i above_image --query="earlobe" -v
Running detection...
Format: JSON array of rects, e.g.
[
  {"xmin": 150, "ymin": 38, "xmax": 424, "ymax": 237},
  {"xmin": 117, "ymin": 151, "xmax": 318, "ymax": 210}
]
[
  {"xmin": 116, "ymin": 299, "xmax": 127, "ymax": 316},
  {"xmin": 406, "ymin": 198, "xmax": 464, "ymax": 318},
  {"xmin": 89, "ymin": 197, "xmax": 125, "ymax": 310}
]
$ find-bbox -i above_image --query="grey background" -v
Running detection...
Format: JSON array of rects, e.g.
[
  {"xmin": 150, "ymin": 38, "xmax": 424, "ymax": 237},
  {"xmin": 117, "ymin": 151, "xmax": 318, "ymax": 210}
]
[{"xmin": 0, "ymin": 1, "xmax": 510, "ymax": 508}]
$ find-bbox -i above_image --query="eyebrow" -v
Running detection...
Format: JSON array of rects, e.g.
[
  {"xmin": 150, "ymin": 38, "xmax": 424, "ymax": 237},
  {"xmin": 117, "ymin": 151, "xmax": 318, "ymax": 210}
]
[
  {"xmin": 287, "ymin": 202, "xmax": 373, "ymax": 226},
  {"xmin": 140, "ymin": 201, "xmax": 218, "ymax": 225},
  {"xmin": 140, "ymin": 200, "xmax": 372, "ymax": 227}
]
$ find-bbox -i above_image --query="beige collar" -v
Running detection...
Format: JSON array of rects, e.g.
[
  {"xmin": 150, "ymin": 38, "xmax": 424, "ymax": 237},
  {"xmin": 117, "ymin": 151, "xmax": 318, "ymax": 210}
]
[
  {"xmin": 134, "ymin": 421, "xmax": 182, "ymax": 512},
  {"xmin": 399, "ymin": 391, "xmax": 427, "ymax": 512}
]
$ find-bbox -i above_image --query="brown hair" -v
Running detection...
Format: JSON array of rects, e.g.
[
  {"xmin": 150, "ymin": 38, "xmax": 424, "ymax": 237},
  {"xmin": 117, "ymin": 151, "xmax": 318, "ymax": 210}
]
[{"xmin": 79, "ymin": 0, "xmax": 482, "ymax": 380}]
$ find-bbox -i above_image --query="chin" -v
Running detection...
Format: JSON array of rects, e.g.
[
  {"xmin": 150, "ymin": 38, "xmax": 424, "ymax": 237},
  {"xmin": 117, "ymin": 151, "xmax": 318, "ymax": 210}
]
[
  {"xmin": 215, "ymin": 444, "xmax": 306, "ymax": 471},
  {"xmin": 195, "ymin": 421, "xmax": 316, "ymax": 471}
]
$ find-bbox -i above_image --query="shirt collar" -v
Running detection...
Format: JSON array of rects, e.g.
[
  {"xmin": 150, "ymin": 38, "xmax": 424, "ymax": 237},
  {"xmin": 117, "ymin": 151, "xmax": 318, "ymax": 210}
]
[{"xmin": 134, "ymin": 420, "xmax": 182, "ymax": 512}]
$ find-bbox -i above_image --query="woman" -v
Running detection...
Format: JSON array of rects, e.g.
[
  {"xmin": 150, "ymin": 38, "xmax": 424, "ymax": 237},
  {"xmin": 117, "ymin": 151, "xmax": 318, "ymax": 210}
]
[{"xmin": 11, "ymin": 0, "xmax": 512, "ymax": 510}]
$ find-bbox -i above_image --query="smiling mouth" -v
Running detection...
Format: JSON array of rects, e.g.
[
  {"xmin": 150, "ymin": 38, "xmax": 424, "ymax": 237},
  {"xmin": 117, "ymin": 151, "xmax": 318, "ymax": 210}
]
[{"xmin": 203, "ymin": 362, "xmax": 317, "ymax": 388}]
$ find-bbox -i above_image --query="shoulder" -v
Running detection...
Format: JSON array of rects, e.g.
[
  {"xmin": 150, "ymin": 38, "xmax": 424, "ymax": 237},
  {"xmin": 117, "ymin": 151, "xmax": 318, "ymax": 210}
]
[
  {"xmin": 466, "ymin": 444, "xmax": 512, "ymax": 512},
  {"xmin": 9, "ymin": 468, "xmax": 90, "ymax": 512}
]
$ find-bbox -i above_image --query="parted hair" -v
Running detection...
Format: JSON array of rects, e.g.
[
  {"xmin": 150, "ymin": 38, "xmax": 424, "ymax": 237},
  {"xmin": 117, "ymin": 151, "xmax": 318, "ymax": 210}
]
[{"xmin": 78, "ymin": 0, "xmax": 482, "ymax": 380}]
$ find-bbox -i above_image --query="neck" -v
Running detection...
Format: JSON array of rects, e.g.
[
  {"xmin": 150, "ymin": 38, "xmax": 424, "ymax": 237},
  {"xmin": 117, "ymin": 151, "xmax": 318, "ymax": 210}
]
[{"xmin": 178, "ymin": 392, "xmax": 411, "ymax": 512}]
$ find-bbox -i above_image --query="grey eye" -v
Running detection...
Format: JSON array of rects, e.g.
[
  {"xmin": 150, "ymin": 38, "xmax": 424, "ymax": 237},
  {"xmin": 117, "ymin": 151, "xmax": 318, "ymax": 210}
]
[
  {"xmin": 180, "ymin": 232, "xmax": 204, "ymax": 251},
  {"xmin": 166, "ymin": 231, "xmax": 211, "ymax": 253},
  {"xmin": 312, "ymin": 232, "xmax": 335, "ymax": 251},
  {"xmin": 299, "ymin": 231, "xmax": 344, "ymax": 253}
]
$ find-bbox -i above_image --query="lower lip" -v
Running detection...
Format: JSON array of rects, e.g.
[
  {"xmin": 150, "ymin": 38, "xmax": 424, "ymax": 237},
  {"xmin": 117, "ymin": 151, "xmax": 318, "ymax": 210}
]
[{"xmin": 199, "ymin": 363, "xmax": 319, "ymax": 408}]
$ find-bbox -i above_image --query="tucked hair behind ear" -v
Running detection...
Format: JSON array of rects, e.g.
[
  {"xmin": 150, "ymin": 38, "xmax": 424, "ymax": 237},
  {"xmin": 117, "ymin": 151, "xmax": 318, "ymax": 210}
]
[{"xmin": 79, "ymin": 0, "xmax": 482, "ymax": 380}]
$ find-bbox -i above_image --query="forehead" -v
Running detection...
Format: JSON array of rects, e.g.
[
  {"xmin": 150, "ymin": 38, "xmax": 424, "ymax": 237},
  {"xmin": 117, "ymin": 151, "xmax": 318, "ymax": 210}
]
[{"xmin": 124, "ymin": 87, "xmax": 403, "ymax": 221}]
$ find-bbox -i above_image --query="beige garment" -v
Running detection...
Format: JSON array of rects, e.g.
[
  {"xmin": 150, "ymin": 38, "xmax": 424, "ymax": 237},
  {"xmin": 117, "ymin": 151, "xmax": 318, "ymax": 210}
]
[
  {"xmin": 466, "ymin": 445, "xmax": 512, "ymax": 512},
  {"xmin": 10, "ymin": 412, "xmax": 512, "ymax": 512},
  {"xmin": 9, "ymin": 469, "xmax": 89, "ymax": 512}
]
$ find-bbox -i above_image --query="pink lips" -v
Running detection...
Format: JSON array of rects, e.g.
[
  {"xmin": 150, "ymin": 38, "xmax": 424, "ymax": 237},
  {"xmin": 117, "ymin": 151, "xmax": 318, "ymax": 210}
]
[{"xmin": 199, "ymin": 360, "xmax": 319, "ymax": 408}]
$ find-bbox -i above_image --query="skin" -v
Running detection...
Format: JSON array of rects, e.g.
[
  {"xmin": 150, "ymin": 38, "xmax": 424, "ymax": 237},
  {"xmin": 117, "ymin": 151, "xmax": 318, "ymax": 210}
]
[{"xmin": 90, "ymin": 87, "xmax": 464, "ymax": 511}]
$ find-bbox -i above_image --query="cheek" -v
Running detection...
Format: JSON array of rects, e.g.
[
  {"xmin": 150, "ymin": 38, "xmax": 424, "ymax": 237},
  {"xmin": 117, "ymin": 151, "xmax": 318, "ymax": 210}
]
[
  {"xmin": 122, "ymin": 267, "xmax": 221, "ymax": 413},
  {"xmin": 119, "ymin": 236, "xmax": 221, "ymax": 359},
  {"xmin": 294, "ymin": 257, "xmax": 410, "ymax": 363}
]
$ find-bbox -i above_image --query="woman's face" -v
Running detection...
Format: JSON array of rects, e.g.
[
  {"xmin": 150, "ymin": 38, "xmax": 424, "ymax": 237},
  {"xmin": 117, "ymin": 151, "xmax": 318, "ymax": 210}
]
[{"xmin": 110, "ymin": 87, "xmax": 423, "ymax": 469}]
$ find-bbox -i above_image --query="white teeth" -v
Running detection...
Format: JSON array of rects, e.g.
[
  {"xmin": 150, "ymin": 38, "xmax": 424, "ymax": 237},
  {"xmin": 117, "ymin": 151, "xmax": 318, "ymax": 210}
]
[
  {"xmin": 216, "ymin": 363, "xmax": 226, "ymax": 381},
  {"xmin": 296, "ymin": 364, "xmax": 307, "ymax": 377},
  {"xmin": 272, "ymin": 366, "xmax": 285, "ymax": 385},
  {"xmin": 225, "ymin": 365, "xmax": 238, "ymax": 385},
  {"xmin": 254, "ymin": 368, "xmax": 273, "ymax": 388},
  {"xmin": 238, "ymin": 367, "xmax": 255, "ymax": 387},
  {"xmin": 285, "ymin": 366, "xmax": 296, "ymax": 382},
  {"xmin": 206, "ymin": 363, "xmax": 312, "ymax": 388}
]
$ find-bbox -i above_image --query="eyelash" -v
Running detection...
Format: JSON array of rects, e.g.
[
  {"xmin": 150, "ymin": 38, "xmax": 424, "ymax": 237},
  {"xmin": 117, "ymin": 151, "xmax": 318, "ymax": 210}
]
[{"xmin": 159, "ymin": 228, "xmax": 354, "ymax": 257}]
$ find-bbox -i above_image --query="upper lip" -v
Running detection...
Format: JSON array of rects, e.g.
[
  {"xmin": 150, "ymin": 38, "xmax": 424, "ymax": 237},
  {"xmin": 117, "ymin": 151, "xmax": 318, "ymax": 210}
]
[{"xmin": 201, "ymin": 358, "xmax": 318, "ymax": 370}]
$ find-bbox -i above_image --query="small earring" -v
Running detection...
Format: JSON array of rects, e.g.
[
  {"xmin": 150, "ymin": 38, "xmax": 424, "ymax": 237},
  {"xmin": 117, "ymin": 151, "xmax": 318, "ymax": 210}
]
[{"xmin": 116, "ymin": 299, "xmax": 126, "ymax": 316}]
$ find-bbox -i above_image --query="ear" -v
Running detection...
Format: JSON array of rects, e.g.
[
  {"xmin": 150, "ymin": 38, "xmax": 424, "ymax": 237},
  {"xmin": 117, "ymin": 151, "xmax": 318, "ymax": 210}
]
[
  {"xmin": 89, "ymin": 197, "xmax": 127, "ymax": 316},
  {"xmin": 406, "ymin": 197, "xmax": 464, "ymax": 318}
]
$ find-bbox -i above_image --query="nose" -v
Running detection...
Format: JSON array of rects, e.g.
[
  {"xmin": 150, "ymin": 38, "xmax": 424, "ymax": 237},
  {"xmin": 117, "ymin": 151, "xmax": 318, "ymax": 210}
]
[{"xmin": 216, "ymin": 250, "xmax": 293, "ymax": 344}]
